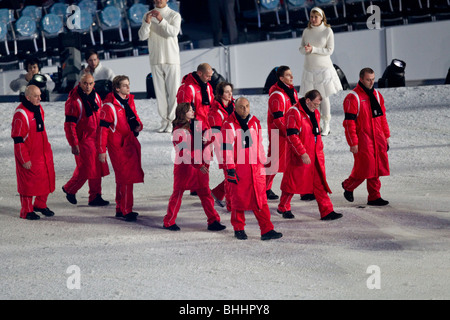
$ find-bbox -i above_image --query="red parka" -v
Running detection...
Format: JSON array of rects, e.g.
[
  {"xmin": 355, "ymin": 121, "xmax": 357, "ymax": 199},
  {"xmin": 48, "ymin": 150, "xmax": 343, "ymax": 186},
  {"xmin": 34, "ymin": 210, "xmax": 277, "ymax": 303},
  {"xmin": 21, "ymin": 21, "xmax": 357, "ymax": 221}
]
[
  {"xmin": 172, "ymin": 122, "xmax": 210, "ymax": 191},
  {"xmin": 64, "ymin": 86, "xmax": 109, "ymax": 179},
  {"xmin": 281, "ymin": 100, "xmax": 331, "ymax": 195},
  {"xmin": 266, "ymin": 82, "xmax": 299, "ymax": 174},
  {"xmin": 11, "ymin": 104, "xmax": 55, "ymax": 196},
  {"xmin": 222, "ymin": 112, "xmax": 267, "ymax": 211},
  {"xmin": 207, "ymin": 98, "xmax": 234, "ymax": 169},
  {"xmin": 97, "ymin": 92, "xmax": 144, "ymax": 185},
  {"xmin": 343, "ymin": 83, "xmax": 390, "ymax": 179},
  {"xmin": 176, "ymin": 73, "xmax": 214, "ymax": 129}
]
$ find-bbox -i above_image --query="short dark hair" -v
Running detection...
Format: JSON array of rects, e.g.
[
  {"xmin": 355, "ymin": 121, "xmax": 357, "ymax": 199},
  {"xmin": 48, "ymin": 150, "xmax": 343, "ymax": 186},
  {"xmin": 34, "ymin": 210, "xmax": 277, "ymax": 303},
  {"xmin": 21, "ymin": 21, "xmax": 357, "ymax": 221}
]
[
  {"xmin": 305, "ymin": 89, "xmax": 322, "ymax": 101},
  {"xmin": 25, "ymin": 57, "xmax": 40, "ymax": 70},
  {"xmin": 112, "ymin": 75, "xmax": 129, "ymax": 92},
  {"xmin": 359, "ymin": 67, "xmax": 375, "ymax": 79},
  {"xmin": 85, "ymin": 49, "xmax": 98, "ymax": 61},
  {"xmin": 276, "ymin": 65, "xmax": 290, "ymax": 79}
]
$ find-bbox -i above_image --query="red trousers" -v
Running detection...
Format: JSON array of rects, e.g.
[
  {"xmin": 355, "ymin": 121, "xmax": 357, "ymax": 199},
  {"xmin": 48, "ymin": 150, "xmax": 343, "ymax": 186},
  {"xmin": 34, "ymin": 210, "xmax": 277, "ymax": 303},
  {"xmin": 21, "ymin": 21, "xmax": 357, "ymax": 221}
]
[
  {"xmin": 231, "ymin": 203, "xmax": 274, "ymax": 235},
  {"xmin": 20, "ymin": 194, "xmax": 48, "ymax": 219},
  {"xmin": 164, "ymin": 187, "xmax": 221, "ymax": 227},
  {"xmin": 64, "ymin": 171, "xmax": 102, "ymax": 203},
  {"xmin": 116, "ymin": 183, "xmax": 134, "ymax": 215},
  {"xmin": 342, "ymin": 176, "xmax": 381, "ymax": 201},
  {"xmin": 278, "ymin": 164, "xmax": 334, "ymax": 218},
  {"xmin": 265, "ymin": 173, "xmax": 276, "ymax": 191},
  {"xmin": 211, "ymin": 169, "xmax": 231, "ymax": 211}
]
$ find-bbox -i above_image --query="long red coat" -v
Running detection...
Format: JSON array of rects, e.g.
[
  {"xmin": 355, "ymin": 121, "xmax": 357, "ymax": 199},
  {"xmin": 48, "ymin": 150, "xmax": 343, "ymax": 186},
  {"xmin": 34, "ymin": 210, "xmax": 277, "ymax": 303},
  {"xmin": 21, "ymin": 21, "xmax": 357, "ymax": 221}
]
[
  {"xmin": 11, "ymin": 103, "xmax": 55, "ymax": 196},
  {"xmin": 172, "ymin": 122, "xmax": 210, "ymax": 191},
  {"xmin": 176, "ymin": 73, "xmax": 214, "ymax": 129},
  {"xmin": 222, "ymin": 112, "xmax": 267, "ymax": 211},
  {"xmin": 343, "ymin": 83, "xmax": 390, "ymax": 179},
  {"xmin": 98, "ymin": 92, "xmax": 144, "ymax": 185},
  {"xmin": 281, "ymin": 100, "xmax": 331, "ymax": 194},
  {"xmin": 64, "ymin": 86, "xmax": 109, "ymax": 179},
  {"xmin": 266, "ymin": 82, "xmax": 299, "ymax": 174}
]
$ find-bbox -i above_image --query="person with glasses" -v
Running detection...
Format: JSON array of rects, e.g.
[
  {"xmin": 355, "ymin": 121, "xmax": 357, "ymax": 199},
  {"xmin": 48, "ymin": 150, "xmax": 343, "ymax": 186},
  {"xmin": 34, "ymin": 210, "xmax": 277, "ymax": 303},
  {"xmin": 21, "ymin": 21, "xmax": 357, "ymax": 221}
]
[{"xmin": 277, "ymin": 90, "xmax": 343, "ymax": 221}]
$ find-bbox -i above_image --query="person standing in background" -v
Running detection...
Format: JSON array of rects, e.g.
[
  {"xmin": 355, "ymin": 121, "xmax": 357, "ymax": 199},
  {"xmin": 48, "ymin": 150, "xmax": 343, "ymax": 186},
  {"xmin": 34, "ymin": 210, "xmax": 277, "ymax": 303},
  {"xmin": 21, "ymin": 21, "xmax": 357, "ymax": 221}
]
[
  {"xmin": 139, "ymin": 0, "xmax": 181, "ymax": 133},
  {"xmin": 299, "ymin": 7, "xmax": 342, "ymax": 136},
  {"xmin": 208, "ymin": 0, "xmax": 238, "ymax": 46}
]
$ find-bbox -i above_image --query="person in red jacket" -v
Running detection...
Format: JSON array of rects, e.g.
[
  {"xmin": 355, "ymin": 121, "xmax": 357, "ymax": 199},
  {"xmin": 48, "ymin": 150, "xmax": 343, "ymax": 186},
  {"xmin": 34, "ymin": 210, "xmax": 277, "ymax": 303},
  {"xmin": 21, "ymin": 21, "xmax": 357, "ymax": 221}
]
[
  {"xmin": 278, "ymin": 90, "xmax": 342, "ymax": 221},
  {"xmin": 176, "ymin": 63, "xmax": 214, "ymax": 131},
  {"xmin": 208, "ymin": 81, "xmax": 234, "ymax": 210},
  {"xmin": 342, "ymin": 68, "xmax": 391, "ymax": 206},
  {"xmin": 222, "ymin": 97, "xmax": 283, "ymax": 240},
  {"xmin": 163, "ymin": 103, "xmax": 226, "ymax": 232},
  {"xmin": 265, "ymin": 65, "xmax": 299, "ymax": 201},
  {"xmin": 11, "ymin": 85, "xmax": 55, "ymax": 220},
  {"xmin": 98, "ymin": 75, "xmax": 144, "ymax": 221},
  {"xmin": 62, "ymin": 73, "xmax": 110, "ymax": 206}
]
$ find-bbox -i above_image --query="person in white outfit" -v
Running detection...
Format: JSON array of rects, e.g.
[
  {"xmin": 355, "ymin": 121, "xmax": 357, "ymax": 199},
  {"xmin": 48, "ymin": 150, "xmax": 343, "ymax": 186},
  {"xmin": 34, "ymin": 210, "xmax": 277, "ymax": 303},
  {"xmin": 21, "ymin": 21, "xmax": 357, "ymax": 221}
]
[
  {"xmin": 299, "ymin": 7, "xmax": 342, "ymax": 136},
  {"xmin": 138, "ymin": 0, "xmax": 181, "ymax": 133},
  {"xmin": 79, "ymin": 50, "xmax": 115, "ymax": 82}
]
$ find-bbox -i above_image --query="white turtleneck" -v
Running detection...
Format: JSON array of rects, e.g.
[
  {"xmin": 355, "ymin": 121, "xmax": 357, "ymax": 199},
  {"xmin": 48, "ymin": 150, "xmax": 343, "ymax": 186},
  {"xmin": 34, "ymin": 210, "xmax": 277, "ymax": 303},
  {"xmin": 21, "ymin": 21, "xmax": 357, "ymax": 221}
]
[
  {"xmin": 138, "ymin": 5, "xmax": 181, "ymax": 65},
  {"xmin": 299, "ymin": 23, "xmax": 335, "ymax": 71}
]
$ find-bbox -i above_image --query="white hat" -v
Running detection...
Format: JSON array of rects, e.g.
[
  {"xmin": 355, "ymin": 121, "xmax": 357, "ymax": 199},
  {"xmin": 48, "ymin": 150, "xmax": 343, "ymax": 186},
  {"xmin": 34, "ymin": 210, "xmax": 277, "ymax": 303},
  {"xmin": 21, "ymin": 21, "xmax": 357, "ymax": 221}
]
[{"xmin": 311, "ymin": 7, "xmax": 324, "ymax": 17}]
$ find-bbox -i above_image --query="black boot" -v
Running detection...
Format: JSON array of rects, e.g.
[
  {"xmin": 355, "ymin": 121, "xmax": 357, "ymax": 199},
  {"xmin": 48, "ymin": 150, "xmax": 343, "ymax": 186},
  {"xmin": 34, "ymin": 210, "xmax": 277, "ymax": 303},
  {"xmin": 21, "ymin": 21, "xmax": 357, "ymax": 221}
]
[
  {"xmin": 164, "ymin": 223, "xmax": 181, "ymax": 231},
  {"xmin": 342, "ymin": 182, "xmax": 354, "ymax": 202},
  {"xmin": 266, "ymin": 189, "xmax": 279, "ymax": 200},
  {"xmin": 367, "ymin": 198, "xmax": 389, "ymax": 206},
  {"xmin": 33, "ymin": 207, "xmax": 54, "ymax": 217},
  {"xmin": 207, "ymin": 220, "xmax": 226, "ymax": 231},
  {"xmin": 261, "ymin": 230, "xmax": 283, "ymax": 241},
  {"xmin": 321, "ymin": 211, "xmax": 343, "ymax": 221},
  {"xmin": 25, "ymin": 212, "xmax": 40, "ymax": 220},
  {"xmin": 62, "ymin": 186, "xmax": 77, "ymax": 204},
  {"xmin": 277, "ymin": 209, "xmax": 295, "ymax": 219},
  {"xmin": 300, "ymin": 194, "xmax": 315, "ymax": 201},
  {"xmin": 234, "ymin": 230, "xmax": 248, "ymax": 240},
  {"xmin": 88, "ymin": 194, "xmax": 110, "ymax": 206}
]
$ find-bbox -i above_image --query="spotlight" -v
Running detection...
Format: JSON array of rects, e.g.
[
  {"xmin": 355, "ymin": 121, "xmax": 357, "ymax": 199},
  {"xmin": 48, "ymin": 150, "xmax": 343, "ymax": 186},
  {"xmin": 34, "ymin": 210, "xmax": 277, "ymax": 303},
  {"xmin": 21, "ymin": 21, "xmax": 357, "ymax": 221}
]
[{"xmin": 378, "ymin": 59, "xmax": 406, "ymax": 88}]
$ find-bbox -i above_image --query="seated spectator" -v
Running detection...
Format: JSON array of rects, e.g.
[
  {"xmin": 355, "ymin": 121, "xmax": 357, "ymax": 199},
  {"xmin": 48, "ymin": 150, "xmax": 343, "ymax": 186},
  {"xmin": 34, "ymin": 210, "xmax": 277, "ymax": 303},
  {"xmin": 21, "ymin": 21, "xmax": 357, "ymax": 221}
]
[{"xmin": 79, "ymin": 50, "xmax": 115, "ymax": 99}]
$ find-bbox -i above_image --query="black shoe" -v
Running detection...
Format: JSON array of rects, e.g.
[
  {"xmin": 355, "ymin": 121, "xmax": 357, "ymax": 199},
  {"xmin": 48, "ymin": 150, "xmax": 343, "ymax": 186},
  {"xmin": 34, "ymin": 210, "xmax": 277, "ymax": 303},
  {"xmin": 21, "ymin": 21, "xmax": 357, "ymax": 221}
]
[
  {"xmin": 300, "ymin": 194, "xmax": 315, "ymax": 201},
  {"xmin": 207, "ymin": 220, "xmax": 226, "ymax": 231},
  {"xmin": 342, "ymin": 182, "xmax": 354, "ymax": 202},
  {"xmin": 277, "ymin": 209, "xmax": 295, "ymax": 219},
  {"xmin": 88, "ymin": 194, "xmax": 110, "ymax": 206},
  {"xmin": 266, "ymin": 189, "xmax": 279, "ymax": 200},
  {"xmin": 261, "ymin": 230, "xmax": 283, "ymax": 241},
  {"xmin": 33, "ymin": 207, "xmax": 54, "ymax": 217},
  {"xmin": 190, "ymin": 191, "xmax": 198, "ymax": 196},
  {"xmin": 25, "ymin": 212, "xmax": 40, "ymax": 220},
  {"xmin": 115, "ymin": 211, "xmax": 123, "ymax": 218},
  {"xmin": 123, "ymin": 212, "xmax": 138, "ymax": 221},
  {"xmin": 367, "ymin": 198, "xmax": 389, "ymax": 206},
  {"xmin": 62, "ymin": 186, "xmax": 77, "ymax": 204},
  {"xmin": 321, "ymin": 211, "xmax": 343, "ymax": 221},
  {"xmin": 234, "ymin": 230, "xmax": 248, "ymax": 240},
  {"xmin": 164, "ymin": 223, "xmax": 180, "ymax": 231}
]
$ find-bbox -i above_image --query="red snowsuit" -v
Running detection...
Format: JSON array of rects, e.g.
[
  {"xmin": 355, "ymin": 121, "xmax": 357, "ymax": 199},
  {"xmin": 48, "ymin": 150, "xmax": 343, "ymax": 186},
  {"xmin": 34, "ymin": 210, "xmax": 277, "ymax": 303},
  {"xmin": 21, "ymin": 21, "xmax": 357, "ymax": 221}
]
[
  {"xmin": 279, "ymin": 99, "xmax": 333, "ymax": 218},
  {"xmin": 342, "ymin": 83, "xmax": 390, "ymax": 201},
  {"xmin": 176, "ymin": 72, "xmax": 214, "ymax": 129},
  {"xmin": 222, "ymin": 112, "xmax": 274, "ymax": 234},
  {"xmin": 11, "ymin": 103, "xmax": 55, "ymax": 218},
  {"xmin": 98, "ymin": 92, "xmax": 144, "ymax": 215},
  {"xmin": 266, "ymin": 82, "xmax": 299, "ymax": 190},
  {"xmin": 208, "ymin": 98, "xmax": 234, "ymax": 208},
  {"xmin": 164, "ymin": 122, "xmax": 222, "ymax": 227},
  {"xmin": 63, "ymin": 86, "xmax": 109, "ymax": 202}
]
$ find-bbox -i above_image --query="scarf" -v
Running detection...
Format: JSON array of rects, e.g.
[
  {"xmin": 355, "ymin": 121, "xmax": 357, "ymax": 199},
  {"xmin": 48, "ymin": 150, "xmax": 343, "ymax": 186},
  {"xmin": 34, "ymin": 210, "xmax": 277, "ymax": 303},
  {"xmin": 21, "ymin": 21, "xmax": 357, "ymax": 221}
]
[
  {"xmin": 22, "ymin": 99, "xmax": 44, "ymax": 132},
  {"xmin": 217, "ymin": 98, "xmax": 234, "ymax": 116},
  {"xmin": 358, "ymin": 81, "xmax": 383, "ymax": 118},
  {"xmin": 277, "ymin": 80, "xmax": 297, "ymax": 105},
  {"xmin": 234, "ymin": 111, "xmax": 253, "ymax": 148},
  {"xmin": 300, "ymin": 98, "xmax": 320, "ymax": 136},
  {"xmin": 77, "ymin": 86, "xmax": 99, "ymax": 117},
  {"xmin": 114, "ymin": 92, "xmax": 140, "ymax": 137},
  {"xmin": 192, "ymin": 72, "xmax": 211, "ymax": 106}
]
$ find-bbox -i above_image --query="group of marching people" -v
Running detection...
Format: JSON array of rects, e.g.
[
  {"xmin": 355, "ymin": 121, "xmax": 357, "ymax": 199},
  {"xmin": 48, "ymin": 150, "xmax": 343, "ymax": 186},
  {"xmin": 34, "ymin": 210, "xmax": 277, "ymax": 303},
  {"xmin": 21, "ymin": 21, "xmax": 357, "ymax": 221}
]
[{"xmin": 11, "ymin": 61, "xmax": 391, "ymax": 241}]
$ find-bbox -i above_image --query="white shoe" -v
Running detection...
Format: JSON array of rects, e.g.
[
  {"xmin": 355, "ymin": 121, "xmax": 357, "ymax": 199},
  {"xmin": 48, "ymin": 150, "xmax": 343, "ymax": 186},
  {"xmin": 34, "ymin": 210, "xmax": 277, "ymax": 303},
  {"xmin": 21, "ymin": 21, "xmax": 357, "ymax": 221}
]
[
  {"xmin": 321, "ymin": 122, "xmax": 330, "ymax": 136},
  {"xmin": 164, "ymin": 122, "xmax": 173, "ymax": 133},
  {"xmin": 157, "ymin": 121, "xmax": 168, "ymax": 133}
]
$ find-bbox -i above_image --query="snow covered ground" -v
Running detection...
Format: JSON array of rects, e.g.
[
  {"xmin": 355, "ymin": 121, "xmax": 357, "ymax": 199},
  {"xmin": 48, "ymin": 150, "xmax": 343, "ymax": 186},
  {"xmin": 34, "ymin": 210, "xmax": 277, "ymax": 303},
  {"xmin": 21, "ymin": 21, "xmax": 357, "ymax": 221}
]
[{"xmin": 0, "ymin": 84, "xmax": 449, "ymax": 300}]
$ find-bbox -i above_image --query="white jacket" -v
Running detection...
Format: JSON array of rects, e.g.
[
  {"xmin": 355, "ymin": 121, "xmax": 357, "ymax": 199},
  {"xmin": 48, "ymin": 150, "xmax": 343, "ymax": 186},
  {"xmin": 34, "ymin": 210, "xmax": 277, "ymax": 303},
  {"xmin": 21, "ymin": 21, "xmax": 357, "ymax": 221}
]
[{"xmin": 138, "ymin": 5, "xmax": 181, "ymax": 66}]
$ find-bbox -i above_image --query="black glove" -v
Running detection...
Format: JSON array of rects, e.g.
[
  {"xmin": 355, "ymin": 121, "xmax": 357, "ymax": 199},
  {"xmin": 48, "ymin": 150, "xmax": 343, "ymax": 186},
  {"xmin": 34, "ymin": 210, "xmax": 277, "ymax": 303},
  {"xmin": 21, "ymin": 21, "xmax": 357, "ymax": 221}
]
[{"xmin": 226, "ymin": 169, "xmax": 239, "ymax": 184}]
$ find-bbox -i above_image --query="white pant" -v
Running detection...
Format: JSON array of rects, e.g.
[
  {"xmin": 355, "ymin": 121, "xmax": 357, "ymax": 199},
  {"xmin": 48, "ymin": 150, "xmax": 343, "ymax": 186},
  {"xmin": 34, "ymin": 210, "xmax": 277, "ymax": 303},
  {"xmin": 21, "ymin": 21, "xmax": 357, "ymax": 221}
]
[{"xmin": 151, "ymin": 64, "xmax": 181, "ymax": 124}]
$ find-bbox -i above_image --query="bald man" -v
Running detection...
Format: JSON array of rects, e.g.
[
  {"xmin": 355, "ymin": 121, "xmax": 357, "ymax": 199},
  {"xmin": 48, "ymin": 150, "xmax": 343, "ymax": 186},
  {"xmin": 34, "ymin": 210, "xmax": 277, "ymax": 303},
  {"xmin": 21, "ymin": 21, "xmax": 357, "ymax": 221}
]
[
  {"xmin": 11, "ymin": 85, "xmax": 55, "ymax": 220},
  {"xmin": 62, "ymin": 74, "xmax": 110, "ymax": 206}
]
